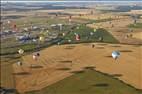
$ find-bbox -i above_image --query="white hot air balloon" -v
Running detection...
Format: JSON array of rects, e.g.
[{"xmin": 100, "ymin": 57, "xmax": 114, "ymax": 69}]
[
  {"xmin": 112, "ymin": 51, "xmax": 120, "ymax": 60},
  {"xmin": 33, "ymin": 54, "xmax": 37, "ymax": 61},
  {"xmin": 18, "ymin": 49, "xmax": 24, "ymax": 54},
  {"xmin": 17, "ymin": 61, "xmax": 23, "ymax": 66},
  {"xmin": 90, "ymin": 32, "xmax": 94, "ymax": 36},
  {"xmin": 68, "ymin": 39, "xmax": 71, "ymax": 43},
  {"xmin": 57, "ymin": 42, "xmax": 60, "ymax": 45}
]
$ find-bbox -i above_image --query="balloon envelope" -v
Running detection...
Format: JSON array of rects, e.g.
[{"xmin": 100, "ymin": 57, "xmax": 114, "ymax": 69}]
[
  {"xmin": 94, "ymin": 29, "xmax": 97, "ymax": 32},
  {"xmin": 112, "ymin": 51, "xmax": 120, "ymax": 60},
  {"xmin": 33, "ymin": 55, "xmax": 37, "ymax": 60},
  {"xmin": 17, "ymin": 61, "xmax": 22, "ymax": 66},
  {"xmin": 39, "ymin": 36, "xmax": 45, "ymax": 42},
  {"xmin": 18, "ymin": 49, "xmax": 24, "ymax": 54}
]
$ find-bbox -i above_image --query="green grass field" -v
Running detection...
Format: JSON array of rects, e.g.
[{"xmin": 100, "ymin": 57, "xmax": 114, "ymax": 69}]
[
  {"xmin": 25, "ymin": 69, "xmax": 142, "ymax": 94},
  {"xmin": 61, "ymin": 25, "xmax": 119, "ymax": 44},
  {"xmin": 128, "ymin": 23, "xmax": 142, "ymax": 28}
]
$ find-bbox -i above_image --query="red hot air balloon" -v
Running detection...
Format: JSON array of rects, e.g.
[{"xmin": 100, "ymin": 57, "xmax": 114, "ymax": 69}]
[{"xmin": 13, "ymin": 24, "xmax": 18, "ymax": 31}]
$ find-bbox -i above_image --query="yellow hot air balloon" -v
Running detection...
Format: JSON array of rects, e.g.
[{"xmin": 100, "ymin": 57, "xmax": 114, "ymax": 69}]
[{"xmin": 39, "ymin": 36, "xmax": 45, "ymax": 42}]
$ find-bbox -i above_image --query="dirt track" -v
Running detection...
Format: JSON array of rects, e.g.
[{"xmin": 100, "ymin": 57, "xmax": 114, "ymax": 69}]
[{"xmin": 13, "ymin": 43, "xmax": 142, "ymax": 93}]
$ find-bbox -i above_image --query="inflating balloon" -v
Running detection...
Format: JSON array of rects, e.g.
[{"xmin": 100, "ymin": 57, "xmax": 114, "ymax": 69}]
[
  {"xmin": 18, "ymin": 49, "xmax": 24, "ymax": 54},
  {"xmin": 112, "ymin": 51, "xmax": 120, "ymax": 60}
]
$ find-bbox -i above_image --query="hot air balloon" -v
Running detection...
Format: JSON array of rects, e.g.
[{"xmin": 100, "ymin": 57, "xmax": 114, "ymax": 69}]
[
  {"xmin": 32, "ymin": 39, "xmax": 37, "ymax": 42},
  {"xmin": 92, "ymin": 44, "xmax": 95, "ymax": 48},
  {"xmin": 39, "ymin": 36, "xmax": 45, "ymax": 42},
  {"xmin": 90, "ymin": 32, "xmax": 94, "ymax": 36},
  {"xmin": 62, "ymin": 33, "xmax": 65, "ymax": 36},
  {"xmin": 57, "ymin": 42, "xmax": 60, "ymax": 45},
  {"xmin": 112, "ymin": 51, "xmax": 120, "ymax": 60},
  {"xmin": 13, "ymin": 24, "xmax": 18, "ymax": 31},
  {"xmin": 75, "ymin": 34, "xmax": 80, "ymax": 41},
  {"xmin": 17, "ymin": 61, "xmax": 23, "ymax": 66},
  {"xmin": 33, "ymin": 54, "xmax": 37, "ymax": 61},
  {"xmin": 18, "ymin": 49, "xmax": 24, "ymax": 55},
  {"xmin": 68, "ymin": 39, "xmax": 72, "ymax": 43},
  {"xmin": 7, "ymin": 20, "xmax": 11, "ymax": 24},
  {"xmin": 94, "ymin": 29, "xmax": 97, "ymax": 32},
  {"xmin": 36, "ymin": 52, "xmax": 40, "ymax": 57},
  {"xmin": 99, "ymin": 36, "xmax": 103, "ymax": 42}
]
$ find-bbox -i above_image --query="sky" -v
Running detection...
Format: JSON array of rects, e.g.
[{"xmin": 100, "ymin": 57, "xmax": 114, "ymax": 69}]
[{"xmin": 1, "ymin": 0, "xmax": 142, "ymax": 3}]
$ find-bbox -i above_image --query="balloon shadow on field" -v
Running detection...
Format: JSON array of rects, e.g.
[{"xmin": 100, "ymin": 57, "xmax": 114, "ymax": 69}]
[
  {"xmin": 13, "ymin": 72, "xmax": 31, "ymax": 76},
  {"xmin": 105, "ymin": 55, "xmax": 112, "ymax": 58},
  {"xmin": 92, "ymin": 83, "xmax": 109, "ymax": 87},
  {"xmin": 56, "ymin": 67, "xmax": 71, "ymax": 71},
  {"xmin": 59, "ymin": 60, "xmax": 72, "ymax": 63},
  {"xmin": 29, "ymin": 65, "xmax": 43, "ymax": 69},
  {"xmin": 119, "ymin": 50, "xmax": 133, "ymax": 52},
  {"xmin": 97, "ymin": 43, "xmax": 108, "ymax": 46},
  {"xmin": 110, "ymin": 45, "xmax": 121, "ymax": 47},
  {"xmin": 110, "ymin": 74, "xmax": 123, "ymax": 77},
  {"xmin": 71, "ymin": 70, "xmax": 85, "ymax": 74},
  {"xmin": 84, "ymin": 66, "xmax": 96, "ymax": 70}
]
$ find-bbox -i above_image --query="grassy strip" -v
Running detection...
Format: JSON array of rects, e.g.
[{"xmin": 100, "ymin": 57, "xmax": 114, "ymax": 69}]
[
  {"xmin": 61, "ymin": 25, "xmax": 119, "ymax": 44},
  {"xmin": 128, "ymin": 23, "xmax": 142, "ymax": 28},
  {"xmin": 25, "ymin": 69, "xmax": 142, "ymax": 94}
]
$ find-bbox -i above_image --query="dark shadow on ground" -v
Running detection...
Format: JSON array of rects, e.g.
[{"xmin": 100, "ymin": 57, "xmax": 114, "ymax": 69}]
[
  {"xmin": 105, "ymin": 55, "xmax": 112, "ymax": 58},
  {"xmin": 59, "ymin": 60, "xmax": 72, "ymax": 63},
  {"xmin": 84, "ymin": 66, "xmax": 96, "ymax": 70},
  {"xmin": 56, "ymin": 67, "xmax": 71, "ymax": 71},
  {"xmin": 71, "ymin": 70, "xmax": 85, "ymax": 74},
  {"xmin": 92, "ymin": 83, "xmax": 109, "ymax": 87},
  {"xmin": 29, "ymin": 65, "xmax": 43, "ymax": 69},
  {"xmin": 12, "ymin": 72, "xmax": 31, "ymax": 75},
  {"xmin": 110, "ymin": 45, "xmax": 121, "ymax": 47},
  {"xmin": 119, "ymin": 50, "xmax": 133, "ymax": 52},
  {"xmin": 97, "ymin": 43, "xmax": 108, "ymax": 46},
  {"xmin": 110, "ymin": 74, "xmax": 123, "ymax": 77}
]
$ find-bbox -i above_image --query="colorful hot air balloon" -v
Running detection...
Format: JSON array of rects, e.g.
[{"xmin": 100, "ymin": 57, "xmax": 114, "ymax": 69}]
[
  {"xmin": 112, "ymin": 51, "xmax": 120, "ymax": 60},
  {"xmin": 75, "ymin": 34, "xmax": 80, "ymax": 41}
]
